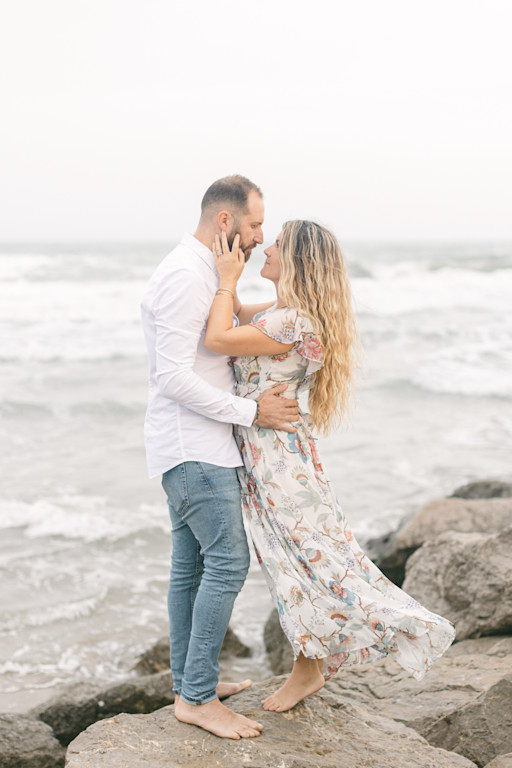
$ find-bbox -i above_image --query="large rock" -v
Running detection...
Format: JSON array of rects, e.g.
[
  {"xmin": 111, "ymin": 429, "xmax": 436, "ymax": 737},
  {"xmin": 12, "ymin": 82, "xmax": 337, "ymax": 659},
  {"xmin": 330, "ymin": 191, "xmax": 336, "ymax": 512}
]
[
  {"xmin": 424, "ymin": 675, "xmax": 512, "ymax": 767},
  {"xmin": 132, "ymin": 637, "xmax": 171, "ymax": 675},
  {"xmin": 219, "ymin": 625, "xmax": 252, "ymax": 659},
  {"xmin": 133, "ymin": 626, "xmax": 250, "ymax": 675},
  {"xmin": 327, "ymin": 636, "xmax": 512, "ymax": 735},
  {"xmin": 65, "ymin": 679, "xmax": 477, "ymax": 768},
  {"xmin": 264, "ymin": 608, "xmax": 293, "ymax": 675},
  {"xmin": 32, "ymin": 671, "xmax": 174, "ymax": 746},
  {"xmin": 402, "ymin": 527, "xmax": 512, "ymax": 641},
  {"xmin": 451, "ymin": 480, "xmax": 512, "ymax": 499},
  {"xmin": 367, "ymin": 497, "xmax": 512, "ymax": 586},
  {"xmin": 0, "ymin": 713, "xmax": 65, "ymax": 768}
]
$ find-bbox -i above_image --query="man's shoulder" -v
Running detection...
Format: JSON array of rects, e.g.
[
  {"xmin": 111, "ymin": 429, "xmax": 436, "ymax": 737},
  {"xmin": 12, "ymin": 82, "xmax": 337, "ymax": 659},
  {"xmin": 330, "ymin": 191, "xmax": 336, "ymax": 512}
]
[
  {"xmin": 141, "ymin": 237, "xmax": 211, "ymax": 311},
  {"xmin": 157, "ymin": 239, "xmax": 197, "ymax": 271},
  {"xmin": 145, "ymin": 240, "xmax": 203, "ymax": 288}
]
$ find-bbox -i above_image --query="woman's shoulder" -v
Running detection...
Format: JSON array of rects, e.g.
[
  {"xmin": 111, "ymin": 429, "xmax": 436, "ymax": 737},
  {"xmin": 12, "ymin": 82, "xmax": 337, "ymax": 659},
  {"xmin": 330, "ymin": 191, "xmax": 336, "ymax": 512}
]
[
  {"xmin": 250, "ymin": 305, "xmax": 320, "ymax": 348},
  {"xmin": 251, "ymin": 302, "xmax": 279, "ymax": 323},
  {"xmin": 252, "ymin": 304, "xmax": 314, "ymax": 326}
]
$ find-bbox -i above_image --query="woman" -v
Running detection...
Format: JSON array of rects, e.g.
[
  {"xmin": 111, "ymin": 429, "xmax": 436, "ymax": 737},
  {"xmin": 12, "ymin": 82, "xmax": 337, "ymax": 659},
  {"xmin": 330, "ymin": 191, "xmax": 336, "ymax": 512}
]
[{"xmin": 205, "ymin": 221, "xmax": 455, "ymax": 713}]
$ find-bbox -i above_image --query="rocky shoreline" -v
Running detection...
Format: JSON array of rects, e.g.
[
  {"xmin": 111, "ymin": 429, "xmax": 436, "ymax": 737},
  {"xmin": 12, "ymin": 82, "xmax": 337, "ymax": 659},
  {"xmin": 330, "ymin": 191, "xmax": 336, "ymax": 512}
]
[{"xmin": 1, "ymin": 479, "xmax": 511, "ymax": 768}]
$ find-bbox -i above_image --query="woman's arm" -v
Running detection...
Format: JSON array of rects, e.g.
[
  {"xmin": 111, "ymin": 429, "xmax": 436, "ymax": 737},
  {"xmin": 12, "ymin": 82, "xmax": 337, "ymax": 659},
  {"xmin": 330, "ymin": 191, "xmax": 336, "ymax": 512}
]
[{"xmin": 205, "ymin": 233, "xmax": 293, "ymax": 357}]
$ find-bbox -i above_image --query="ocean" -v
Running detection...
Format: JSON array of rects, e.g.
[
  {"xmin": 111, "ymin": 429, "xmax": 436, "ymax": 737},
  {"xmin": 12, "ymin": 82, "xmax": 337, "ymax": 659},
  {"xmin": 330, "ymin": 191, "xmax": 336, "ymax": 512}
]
[{"xmin": 1, "ymin": 240, "xmax": 511, "ymax": 712}]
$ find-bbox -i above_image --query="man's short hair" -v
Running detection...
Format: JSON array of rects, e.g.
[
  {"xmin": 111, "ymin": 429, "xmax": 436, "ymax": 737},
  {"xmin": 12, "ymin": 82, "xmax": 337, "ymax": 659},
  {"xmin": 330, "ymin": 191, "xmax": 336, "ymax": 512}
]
[{"xmin": 200, "ymin": 175, "xmax": 262, "ymax": 217}]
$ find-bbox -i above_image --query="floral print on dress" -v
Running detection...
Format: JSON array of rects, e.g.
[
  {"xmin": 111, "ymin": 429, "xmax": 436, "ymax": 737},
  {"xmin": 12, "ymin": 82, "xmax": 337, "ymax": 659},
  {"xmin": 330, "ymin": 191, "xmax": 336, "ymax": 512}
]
[{"xmin": 234, "ymin": 305, "xmax": 455, "ymax": 680}]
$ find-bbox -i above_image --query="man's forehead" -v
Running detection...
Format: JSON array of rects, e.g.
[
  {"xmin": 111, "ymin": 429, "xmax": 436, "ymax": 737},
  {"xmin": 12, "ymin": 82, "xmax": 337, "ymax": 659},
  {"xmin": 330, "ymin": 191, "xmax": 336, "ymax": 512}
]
[{"xmin": 246, "ymin": 192, "xmax": 264, "ymax": 223}]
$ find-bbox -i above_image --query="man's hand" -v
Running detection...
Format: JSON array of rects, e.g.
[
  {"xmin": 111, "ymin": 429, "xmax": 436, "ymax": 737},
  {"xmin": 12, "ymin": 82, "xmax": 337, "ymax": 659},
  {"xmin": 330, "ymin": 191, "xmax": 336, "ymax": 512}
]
[{"xmin": 256, "ymin": 383, "xmax": 299, "ymax": 433}]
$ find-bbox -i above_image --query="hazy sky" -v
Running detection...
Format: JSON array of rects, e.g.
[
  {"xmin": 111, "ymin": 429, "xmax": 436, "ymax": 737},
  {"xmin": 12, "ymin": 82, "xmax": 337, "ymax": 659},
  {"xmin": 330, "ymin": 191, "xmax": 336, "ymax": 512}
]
[{"xmin": 1, "ymin": 0, "xmax": 511, "ymax": 242}]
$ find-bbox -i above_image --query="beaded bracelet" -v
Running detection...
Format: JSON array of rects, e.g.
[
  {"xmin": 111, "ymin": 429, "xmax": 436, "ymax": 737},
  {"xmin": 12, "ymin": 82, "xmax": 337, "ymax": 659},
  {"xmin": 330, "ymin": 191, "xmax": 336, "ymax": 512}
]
[{"xmin": 253, "ymin": 400, "xmax": 260, "ymax": 425}]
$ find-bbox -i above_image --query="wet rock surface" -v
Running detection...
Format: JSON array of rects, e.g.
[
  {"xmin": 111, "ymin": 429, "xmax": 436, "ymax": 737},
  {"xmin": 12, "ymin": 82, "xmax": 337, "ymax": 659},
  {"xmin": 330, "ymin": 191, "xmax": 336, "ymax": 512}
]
[
  {"xmin": 0, "ymin": 713, "xmax": 65, "ymax": 768},
  {"xmin": 65, "ymin": 680, "xmax": 477, "ymax": 768}
]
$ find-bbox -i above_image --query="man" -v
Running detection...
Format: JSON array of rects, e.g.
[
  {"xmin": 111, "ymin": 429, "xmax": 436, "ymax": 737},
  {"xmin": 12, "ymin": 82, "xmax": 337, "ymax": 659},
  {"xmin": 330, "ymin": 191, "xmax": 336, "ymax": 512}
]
[{"xmin": 141, "ymin": 175, "xmax": 299, "ymax": 739}]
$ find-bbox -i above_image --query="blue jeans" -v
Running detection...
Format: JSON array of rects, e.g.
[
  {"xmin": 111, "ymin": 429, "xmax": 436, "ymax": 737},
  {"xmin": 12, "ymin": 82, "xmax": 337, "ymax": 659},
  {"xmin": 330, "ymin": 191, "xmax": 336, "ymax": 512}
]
[{"xmin": 161, "ymin": 462, "xmax": 250, "ymax": 705}]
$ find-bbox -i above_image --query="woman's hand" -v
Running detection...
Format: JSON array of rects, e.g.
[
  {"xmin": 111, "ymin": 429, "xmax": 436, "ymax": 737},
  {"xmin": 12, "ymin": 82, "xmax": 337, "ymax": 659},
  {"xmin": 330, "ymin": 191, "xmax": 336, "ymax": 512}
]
[{"xmin": 212, "ymin": 232, "xmax": 245, "ymax": 288}]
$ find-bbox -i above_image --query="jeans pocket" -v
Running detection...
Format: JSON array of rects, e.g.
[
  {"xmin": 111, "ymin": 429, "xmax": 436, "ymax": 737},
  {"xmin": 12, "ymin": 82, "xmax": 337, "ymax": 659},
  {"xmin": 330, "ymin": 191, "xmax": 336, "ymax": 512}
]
[
  {"xmin": 195, "ymin": 462, "xmax": 240, "ymax": 499},
  {"xmin": 162, "ymin": 464, "xmax": 189, "ymax": 517}
]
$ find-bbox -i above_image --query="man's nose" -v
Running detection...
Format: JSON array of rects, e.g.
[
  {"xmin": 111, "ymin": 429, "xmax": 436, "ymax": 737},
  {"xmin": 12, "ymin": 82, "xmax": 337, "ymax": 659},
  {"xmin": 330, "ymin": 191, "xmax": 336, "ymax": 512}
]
[{"xmin": 254, "ymin": 229, "xmax": 264, "ymax": 244}]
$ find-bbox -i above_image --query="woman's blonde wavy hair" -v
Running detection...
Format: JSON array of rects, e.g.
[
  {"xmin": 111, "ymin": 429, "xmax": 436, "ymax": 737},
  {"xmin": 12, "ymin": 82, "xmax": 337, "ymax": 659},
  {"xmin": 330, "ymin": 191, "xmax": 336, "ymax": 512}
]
[{"xmin": 278, "ymin": 220, "xmax": 361, "ymax": 435}]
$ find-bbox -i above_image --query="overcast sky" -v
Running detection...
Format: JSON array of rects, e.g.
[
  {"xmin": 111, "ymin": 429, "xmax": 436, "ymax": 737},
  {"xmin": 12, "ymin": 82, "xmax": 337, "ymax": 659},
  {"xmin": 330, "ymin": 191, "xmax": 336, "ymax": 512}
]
[{"xmin": 1, "ymin": 0, "xmax": 511, "ymax": 242}]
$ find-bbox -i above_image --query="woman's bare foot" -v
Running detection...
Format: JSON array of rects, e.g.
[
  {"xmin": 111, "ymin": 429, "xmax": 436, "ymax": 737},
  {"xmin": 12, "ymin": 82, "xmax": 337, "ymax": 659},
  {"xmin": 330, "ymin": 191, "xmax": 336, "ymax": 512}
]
[
  {"xmin": 217, "ymin": 679, "xmax": 252, "ymax": 699},
  {"xmin": 262, "ymin": 654, "xmax": 325, "ymax": 712},
  {"xmin": 174, "ymin": 697, "xmax": 263, "ymax": 740}
]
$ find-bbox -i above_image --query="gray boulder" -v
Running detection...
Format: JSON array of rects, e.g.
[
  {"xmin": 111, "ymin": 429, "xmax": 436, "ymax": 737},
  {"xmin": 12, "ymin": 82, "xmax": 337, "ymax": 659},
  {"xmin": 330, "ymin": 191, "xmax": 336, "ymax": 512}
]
[
  {"xmin": 367, "ymin": 497, "xmax": 512, "ymax": 586},
  {"xmin": 402, "ymin": 527, "xmax": 512, "ymax": 641},
  {"xmin": 0, "ymin": 713, "xmax": 65, "ymax": 768},
  {"xmin": 32, "ymin": 671, "xmax": 173, "ymax": 746},
  {"xmin": 65, "ymin": 679, "xmax": 477, "ymax": 768},
  {"xmin": 484, "ymin": 756, "xmax": 512, "ymax": 768},
  {"xmin": 451, "ymin": 480, "xmax": 512, "ymax": 499},
  {"xmin": 132, "ymin": 637, "xmax": 170, "ymax": 675},
  {"xmin": 264, "ymin": 608, "xmax": 293, "ymax": 675},
  {"xmin": 219, "ymin": 625, "xmax": 252, "ymax": 659},
  {"xmin": 326, "ymin": 635, "xmax": 512, "ymax": 737},
  {"xmin": 424, "ymin": 675, "xmax": 512, "ymax": 767}
]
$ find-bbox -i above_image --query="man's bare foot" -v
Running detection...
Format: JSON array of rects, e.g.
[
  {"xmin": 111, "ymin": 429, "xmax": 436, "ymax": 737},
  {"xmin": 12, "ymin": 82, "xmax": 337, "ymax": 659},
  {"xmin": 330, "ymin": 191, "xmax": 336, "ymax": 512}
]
[
  {"xmin": 217, "ymin": 679, "xmax": 252, "ymax": 699},
  {"xmin": 174, "ymin": 696, "xmax": 263, "ymax": 740},
  {"xmin": 262, "ymin": 656, "xmax": 325, "ymax": 712}
]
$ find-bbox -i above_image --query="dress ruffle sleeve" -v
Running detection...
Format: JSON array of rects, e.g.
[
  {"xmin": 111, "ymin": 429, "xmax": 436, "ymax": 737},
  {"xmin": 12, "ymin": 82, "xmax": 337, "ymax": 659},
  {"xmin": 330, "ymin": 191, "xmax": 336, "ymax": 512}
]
[{"xmin": 250, "ymin": 307, "xmax": 324, "ymax": 376}]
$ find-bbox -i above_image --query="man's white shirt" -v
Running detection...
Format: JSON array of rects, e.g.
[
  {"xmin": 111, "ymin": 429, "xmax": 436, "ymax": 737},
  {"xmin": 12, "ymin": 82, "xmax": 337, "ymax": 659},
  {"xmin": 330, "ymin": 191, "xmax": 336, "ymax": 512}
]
[{"xmin": 141, "ymin": 233, "xmax": 257, "ymax": 478}]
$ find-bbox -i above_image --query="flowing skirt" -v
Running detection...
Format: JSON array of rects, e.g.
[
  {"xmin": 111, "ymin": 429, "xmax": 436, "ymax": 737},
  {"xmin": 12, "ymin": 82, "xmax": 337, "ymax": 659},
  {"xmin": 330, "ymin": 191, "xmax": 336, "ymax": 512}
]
[{"xmin": 235, "ymin": 421, "xmax": 455, "ymax": 680}]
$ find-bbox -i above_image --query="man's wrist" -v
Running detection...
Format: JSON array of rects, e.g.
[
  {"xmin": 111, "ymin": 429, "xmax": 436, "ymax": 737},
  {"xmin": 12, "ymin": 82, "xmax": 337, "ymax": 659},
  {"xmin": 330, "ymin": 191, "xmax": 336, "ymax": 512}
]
[{"xmin": 252, "ymin": 400, "xmax": 260, "ymax": 425}]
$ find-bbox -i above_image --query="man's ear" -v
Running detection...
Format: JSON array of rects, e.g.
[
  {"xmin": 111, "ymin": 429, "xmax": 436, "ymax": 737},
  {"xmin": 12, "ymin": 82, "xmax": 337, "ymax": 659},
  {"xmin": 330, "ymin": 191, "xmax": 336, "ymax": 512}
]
[{"xmin": 217, "ymin": 210, "xmax": 232, "ymax": 232}]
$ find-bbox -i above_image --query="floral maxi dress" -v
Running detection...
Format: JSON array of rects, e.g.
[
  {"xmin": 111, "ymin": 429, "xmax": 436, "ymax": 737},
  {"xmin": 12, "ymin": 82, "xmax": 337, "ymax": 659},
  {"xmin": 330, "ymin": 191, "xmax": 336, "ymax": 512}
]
[{"xmin": 232, "ymin": 305, "xmax": 455, "ymax": 680}]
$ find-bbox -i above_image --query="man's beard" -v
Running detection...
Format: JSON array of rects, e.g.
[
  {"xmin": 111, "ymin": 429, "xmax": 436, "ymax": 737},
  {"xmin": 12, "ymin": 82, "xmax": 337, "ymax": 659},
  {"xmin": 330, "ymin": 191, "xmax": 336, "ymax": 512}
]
[{"xmin": 228, "ymin": 228, "xmax": 253, "ymax": 263}]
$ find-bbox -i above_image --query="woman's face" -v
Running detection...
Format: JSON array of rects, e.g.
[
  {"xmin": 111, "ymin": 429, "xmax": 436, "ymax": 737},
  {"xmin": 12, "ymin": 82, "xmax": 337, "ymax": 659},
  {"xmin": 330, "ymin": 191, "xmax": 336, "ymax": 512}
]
[{"xmin": 261, "ymin": 232, "xmax": 282, "ymax": 283}]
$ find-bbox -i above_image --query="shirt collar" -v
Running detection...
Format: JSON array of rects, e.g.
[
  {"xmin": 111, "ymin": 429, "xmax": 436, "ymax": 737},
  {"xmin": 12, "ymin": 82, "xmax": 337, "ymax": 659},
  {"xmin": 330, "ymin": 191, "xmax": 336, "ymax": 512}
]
[{"xmin": 181, "ymin": 232, "xmax": 216, "ymax": 273}]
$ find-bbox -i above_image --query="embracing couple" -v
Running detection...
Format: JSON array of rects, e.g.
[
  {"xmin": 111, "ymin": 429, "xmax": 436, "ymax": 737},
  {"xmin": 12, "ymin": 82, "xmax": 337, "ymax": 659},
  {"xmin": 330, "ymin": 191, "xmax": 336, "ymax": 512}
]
[{"xmin": 141, "ymin": 175, "xmax": 455, "ymax": 740}]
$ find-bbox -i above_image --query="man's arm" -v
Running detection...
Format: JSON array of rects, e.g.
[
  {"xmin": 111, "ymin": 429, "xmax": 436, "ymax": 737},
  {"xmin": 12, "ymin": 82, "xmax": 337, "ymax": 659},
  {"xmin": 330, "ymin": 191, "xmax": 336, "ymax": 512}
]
[
  {"xmin": 153, "ymin": 269, "xmax": 256, "ymax": 427},
  {"xmin": 152, "ymin": 269, "xmax": 299, "ymax": 432}
]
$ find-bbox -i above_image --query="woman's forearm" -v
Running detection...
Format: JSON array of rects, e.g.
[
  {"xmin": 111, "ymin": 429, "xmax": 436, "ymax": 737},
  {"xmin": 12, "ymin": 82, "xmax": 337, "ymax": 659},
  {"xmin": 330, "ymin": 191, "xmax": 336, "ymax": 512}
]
[
  {"xmin": 205, "ymin": 281, "xmax": 238, "ymax": 343},
  {"xmin": 233, "ymin": 289, "xmax": 242, "ymax": 317}
]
